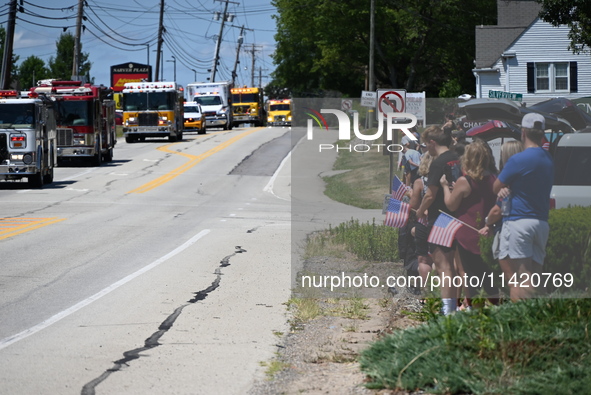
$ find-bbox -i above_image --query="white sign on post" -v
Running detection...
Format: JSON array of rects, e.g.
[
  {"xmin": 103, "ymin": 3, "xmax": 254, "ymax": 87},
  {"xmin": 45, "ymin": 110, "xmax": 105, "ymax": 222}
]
[
  {"xmin": 360, "ymin": 91, "xmax": 377, "ymax": 107},
  {"xmin": 406, "ymin": 92, "xmax": 426, "ymax": 127}
]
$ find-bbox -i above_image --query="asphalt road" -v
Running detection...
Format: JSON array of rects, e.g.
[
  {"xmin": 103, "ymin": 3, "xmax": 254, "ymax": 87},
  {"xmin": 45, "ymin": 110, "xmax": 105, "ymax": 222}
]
[{"xmin": 0, "ymin": 125, "xmax": 381, "ymax": 394}]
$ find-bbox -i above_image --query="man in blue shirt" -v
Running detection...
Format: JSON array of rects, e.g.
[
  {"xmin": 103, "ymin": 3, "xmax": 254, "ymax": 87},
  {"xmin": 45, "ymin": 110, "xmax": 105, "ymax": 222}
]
[{"xmin": 493, "ymin": 112, "xmax": 554, "ymax": 300}]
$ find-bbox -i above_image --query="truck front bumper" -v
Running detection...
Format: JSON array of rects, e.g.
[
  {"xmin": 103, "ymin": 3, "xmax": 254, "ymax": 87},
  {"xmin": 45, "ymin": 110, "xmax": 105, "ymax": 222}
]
[
  {"xmin": 57, "ymin": 147, "xmax": 97, "ymax": 158},
  {"xmin": 124, "ymin": 126, "xmax": 175, "ymax": 137}
]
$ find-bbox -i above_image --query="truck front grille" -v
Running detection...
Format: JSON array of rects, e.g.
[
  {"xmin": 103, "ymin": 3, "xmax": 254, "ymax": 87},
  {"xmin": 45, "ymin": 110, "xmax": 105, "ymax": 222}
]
[
  {"xmin": 57, "ymin": 128, "xmax": 73, "ymax": 147},
  {"xmin": 274, "ymin": 115, "xmax": 286, "ymax": 122},
  {"xmin": 138, "ymin": 113, "xmax": 159, "ymax": 126}
]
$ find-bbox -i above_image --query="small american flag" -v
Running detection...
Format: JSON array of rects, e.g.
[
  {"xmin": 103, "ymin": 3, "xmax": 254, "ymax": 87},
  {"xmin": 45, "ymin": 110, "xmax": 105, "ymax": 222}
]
[
  {"xmin": 417, "ymin": 216, "xmax": 429, "ymax": 226},
  {"xmin": 427, "ymin": 212, "xmax": 463, "ymax": 247},
  {"xmin": 384, "ymin": 198, "xmax": 411, "ymax": 228},
  {"xmin": 391, "ymin": 175, "xmax": 408, "ymax": 200}
]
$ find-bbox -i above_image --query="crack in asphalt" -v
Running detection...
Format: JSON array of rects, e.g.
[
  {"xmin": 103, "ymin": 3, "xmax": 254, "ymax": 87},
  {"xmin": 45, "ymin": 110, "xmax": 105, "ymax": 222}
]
[{"xmin": 80, "ymin": 245, "xmax": 247, "ymax": 395}]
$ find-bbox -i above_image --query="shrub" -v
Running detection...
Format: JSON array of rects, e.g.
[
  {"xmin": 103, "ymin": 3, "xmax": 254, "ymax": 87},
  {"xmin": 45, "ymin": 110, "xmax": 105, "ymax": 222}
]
[
  {"xmin": 478, "ymin": 206, "xmax": 591, "ymax": 295},
  {"xmin": 545, "ymin": 206, "xmax": 591, "ymax": 293}
]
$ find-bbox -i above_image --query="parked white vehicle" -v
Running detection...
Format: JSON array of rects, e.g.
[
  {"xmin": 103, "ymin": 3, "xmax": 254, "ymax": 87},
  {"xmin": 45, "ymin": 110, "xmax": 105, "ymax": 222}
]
[{"xmin": 551, "ymin": 131, "xmax": 591, "ymax": 209}]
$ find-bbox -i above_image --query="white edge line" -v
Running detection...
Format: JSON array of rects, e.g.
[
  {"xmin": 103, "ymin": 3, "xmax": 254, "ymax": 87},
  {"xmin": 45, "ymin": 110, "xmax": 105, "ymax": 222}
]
[
  {"xmin": 263, "ymin": 151, "xmax": 291, "ymax": 201},
  {"xmin": 263, "ymin": 131, "xmax": 306, "ymax": 201},
  {"xmin": 0, "ymin": 229, "xmax": 210, "ymax": 351}
]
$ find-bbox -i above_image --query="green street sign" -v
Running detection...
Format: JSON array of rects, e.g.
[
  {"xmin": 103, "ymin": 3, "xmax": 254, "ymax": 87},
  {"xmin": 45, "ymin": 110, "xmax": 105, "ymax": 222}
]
[{"xmin": 488, "ymin": 90, "xmax": 523, "ymax": 101}]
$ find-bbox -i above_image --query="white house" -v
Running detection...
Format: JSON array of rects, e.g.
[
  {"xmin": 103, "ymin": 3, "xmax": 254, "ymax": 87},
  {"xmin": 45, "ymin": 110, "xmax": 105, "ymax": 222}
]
[{"xmin": 473, "ymin": 0, "xmax": 591, "ymax": 105}]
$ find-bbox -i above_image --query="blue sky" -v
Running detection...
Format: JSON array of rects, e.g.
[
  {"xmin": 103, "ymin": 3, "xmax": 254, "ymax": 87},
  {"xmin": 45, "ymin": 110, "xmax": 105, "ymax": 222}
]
[{"xmin": 6, "ymin": 0, "xmax": 277, "ymax": 87}]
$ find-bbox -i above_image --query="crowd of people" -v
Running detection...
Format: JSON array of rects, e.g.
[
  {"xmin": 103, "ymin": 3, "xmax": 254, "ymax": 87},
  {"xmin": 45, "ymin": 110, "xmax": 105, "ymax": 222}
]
[{"xmin": 399, "ymin": 112, "xmax": 553, "ymax": 314}]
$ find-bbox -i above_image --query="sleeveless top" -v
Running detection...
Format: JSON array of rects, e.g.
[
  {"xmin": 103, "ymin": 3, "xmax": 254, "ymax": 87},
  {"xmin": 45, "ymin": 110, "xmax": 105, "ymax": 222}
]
[{"xmin": 454, "ymin": 173, "xmax": 497, "ymax": 255}]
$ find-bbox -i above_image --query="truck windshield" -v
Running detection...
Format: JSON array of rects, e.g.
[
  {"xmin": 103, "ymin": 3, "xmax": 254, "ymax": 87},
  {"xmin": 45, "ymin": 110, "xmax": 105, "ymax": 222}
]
[
  {"xmin": 184, "ymin": 106, "xmax": 201, "ymax": 113},
  {"xmin": 232, "ymin": 93, "xmax": 257, "ymax": 103},
  {"xmin": 194, "ymin": 96, "xmax": 222, "ymax": 106},
  {"xmin": 0, "ymin": 103, "xmax": 35, "ymax": 127},
  {"xmin": 270, "ymin": 104, "xmax": 290, "ymax": 111},
  {"xmin": 57, "ymin": 101, "xmax": 93, "ymax": 126},
  {"xmin": 124, "ymin": 92, "xmax": 176, "ymax": 111}
]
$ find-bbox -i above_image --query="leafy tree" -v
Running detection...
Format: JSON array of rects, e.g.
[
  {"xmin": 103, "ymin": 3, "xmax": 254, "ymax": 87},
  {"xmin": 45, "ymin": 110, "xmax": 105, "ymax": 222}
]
[
  {"xmin": 270, "ymin": 0, "xmax": 496, "ymax": 98},
  {"xmin": 264, "ymin": 83, "xmax": 291, "ymax": 99},
  {"xmin": 48, "ymin": 32, "xmax": 92, "ymax": 82},
  {"xmin": 18, "ymin": 56, "xmax": 50, "ymax": 90},
  {"xmin": 0, "ymin": 26, "xmax": 20, "ymax": 88},
  {"xmin": 537, "ymin": 0, "xmax": 591, "ymax": 53}
]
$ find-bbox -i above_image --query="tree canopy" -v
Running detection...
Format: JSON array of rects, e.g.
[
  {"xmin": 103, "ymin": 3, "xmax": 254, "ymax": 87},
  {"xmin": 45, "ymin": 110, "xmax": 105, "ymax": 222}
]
[
  {"xmin": 18, "ymin": 56, "xmax": 50, "ymax": 90},
  {"xmin": 537, "ymin": 0, "xmax": 591, "ymax": 53},
  {"xmin": 270, "ymin": 0, "xmax": 496, "ymax": 98},
  {"xmin": 48, "ymin": 32, "xmax": 92, "ymax": 82}
]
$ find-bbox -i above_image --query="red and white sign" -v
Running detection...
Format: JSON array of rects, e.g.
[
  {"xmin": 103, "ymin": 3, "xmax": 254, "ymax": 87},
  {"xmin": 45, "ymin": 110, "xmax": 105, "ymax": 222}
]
[
  {"xmin": 377, "ymin": 89, "xmax": 406, "ymax": 118},
  {"xmin": 341, "ymin": 99, "xmax": 352, "ymax": 111}
]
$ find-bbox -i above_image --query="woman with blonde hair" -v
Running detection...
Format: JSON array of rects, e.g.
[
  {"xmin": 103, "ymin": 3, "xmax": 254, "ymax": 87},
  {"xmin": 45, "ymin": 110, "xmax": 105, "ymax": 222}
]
[
  {"xmin": 409, "ymin": 152, "xmax": 435, "ymax": 287},
  {"xmin": 440, "ymin": 139, "xmax": 498, "ymax": 306}
]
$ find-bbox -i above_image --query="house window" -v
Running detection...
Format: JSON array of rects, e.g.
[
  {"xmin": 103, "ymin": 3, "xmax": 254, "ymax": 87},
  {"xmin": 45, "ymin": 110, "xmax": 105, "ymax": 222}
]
[{"xmin": 533, "ymin": 62, "xmax": 570, "ymax": 92}]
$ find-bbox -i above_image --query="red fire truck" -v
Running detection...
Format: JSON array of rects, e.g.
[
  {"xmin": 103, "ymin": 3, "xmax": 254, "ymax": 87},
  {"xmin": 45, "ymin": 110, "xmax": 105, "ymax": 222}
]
[{"xmin": 31, "ymin": 80, "xmax": 117, "ymax": 165}]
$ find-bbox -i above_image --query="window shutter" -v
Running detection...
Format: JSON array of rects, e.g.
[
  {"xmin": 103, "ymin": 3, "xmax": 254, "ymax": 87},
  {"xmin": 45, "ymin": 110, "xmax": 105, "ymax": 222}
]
[
  {"xmin": 570, "ymin": 62, "xmax": 578, "ymax": 93},
  {"xmin": 527, "ymin": 62, "xmax": 535, "ymax": 93}
]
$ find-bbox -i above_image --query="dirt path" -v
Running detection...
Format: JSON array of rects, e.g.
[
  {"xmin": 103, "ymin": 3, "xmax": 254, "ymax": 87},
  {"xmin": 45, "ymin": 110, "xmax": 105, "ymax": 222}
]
[{"xmin": 249, "ymin": 256, "xmax": 424, "ymax": 395}]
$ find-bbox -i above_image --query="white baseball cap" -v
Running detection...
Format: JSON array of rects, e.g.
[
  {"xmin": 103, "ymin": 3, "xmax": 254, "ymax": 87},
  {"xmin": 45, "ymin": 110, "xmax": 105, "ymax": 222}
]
[{"xmin": 522, "ymin": 113, "xmax": 545, "ymax": 130}]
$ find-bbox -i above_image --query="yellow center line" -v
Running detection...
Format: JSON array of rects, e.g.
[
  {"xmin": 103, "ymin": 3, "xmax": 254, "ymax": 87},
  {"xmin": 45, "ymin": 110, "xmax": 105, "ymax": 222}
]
[
  {"xmin": 127, "ymin": 127, "xmax": 263, "ymax": 194},
  {"xmin": 0, "ymin": 217, "xmax": 67, "ymax": 240}
]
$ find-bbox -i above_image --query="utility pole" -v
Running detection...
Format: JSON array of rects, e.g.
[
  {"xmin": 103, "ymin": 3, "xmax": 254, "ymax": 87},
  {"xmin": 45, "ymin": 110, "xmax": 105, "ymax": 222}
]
[
  {"xmin": 367, "ymin": 0, "xmax": 376, "ymax": 131},
  {"xmin": 231, "ymin": 26, "xmax": 245, "ymax": 86},
  {"xmin": 155, "ymin": 0, "xmax": 165, "ymax": 82},
  {"xmin": 211, "ymin": 0, "xmax": 239, "ymax": 82},
  {"xmin": 166, "ymin": 55, "xmax": 176, "ymax": 81},
  {"xmin": 0, "ymin": 0, "xmax": 17, "ymax": 89},
  {"xmin": 72, "ymin": 0, "xmax": 84, "ymax": 80},
  {"xmin": 245, "ymin": 44, "xmax": 262, "ymax": 87},
  {"xmin": 369, "ymin": 0, "xmax": 375, "ymax": 93},
  {"xmin": 258, "ymin": 67, "xmax": 268, "ymax": 88}
]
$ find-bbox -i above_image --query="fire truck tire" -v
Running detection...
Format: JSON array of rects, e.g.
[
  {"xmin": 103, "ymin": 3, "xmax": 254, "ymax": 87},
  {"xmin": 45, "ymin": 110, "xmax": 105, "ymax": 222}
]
[
  {"xmin": 125, "ymin": 136, "xmax": 134, "ymax": 143},
  {"xmin": 104, "ymin": 148, "xmax": 113, "ymax": 162},
  {"xmin": 28, "ymin": 172, "xmax": 43, "ymax": 188},
  {"xmin": 43, "ymin": 167, "xmax": 54, "ymax": 184},
  {"xmin": 169, "ymin": 134, "xmax": 178, "ymax": 142}
]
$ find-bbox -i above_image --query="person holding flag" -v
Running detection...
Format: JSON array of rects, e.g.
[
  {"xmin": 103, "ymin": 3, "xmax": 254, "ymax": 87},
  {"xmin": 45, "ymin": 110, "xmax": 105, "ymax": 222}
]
[
  {"xmin": 439, "ymin": 139, "xmax": 499, "ymax": 307},
  {"xmin": 409, "ymin": 152, "xmax": 434, "ymax": 287},
  {"xmin": 416, "ymin": 125, "xmax": 460, "ymax": 315}
]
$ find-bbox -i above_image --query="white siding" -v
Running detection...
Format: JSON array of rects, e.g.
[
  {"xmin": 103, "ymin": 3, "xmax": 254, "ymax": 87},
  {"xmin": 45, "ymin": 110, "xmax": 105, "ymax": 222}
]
[{"xmin": 476, "ymin": 19, "xmax": 591, "ymax": 104}]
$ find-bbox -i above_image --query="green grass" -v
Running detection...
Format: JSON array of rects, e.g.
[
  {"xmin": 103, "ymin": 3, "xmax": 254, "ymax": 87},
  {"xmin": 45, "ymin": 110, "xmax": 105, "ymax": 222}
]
[
  {"xmin": 359, "ymin": 298, "xmax": 591, "ymax": 394},
  {"xmin": 323, "ymin": 138, "xmax": 398, "ymax": 209},
  {"xmin": 304, "ymin": 219, "xmax": 399, "ymax": 262}
]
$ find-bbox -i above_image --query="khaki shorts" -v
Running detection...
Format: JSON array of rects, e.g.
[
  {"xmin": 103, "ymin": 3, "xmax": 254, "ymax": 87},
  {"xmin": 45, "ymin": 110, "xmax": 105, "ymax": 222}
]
[{"xmin": 498, "ymin": 219, "xmax": 549, "ymax": 265}]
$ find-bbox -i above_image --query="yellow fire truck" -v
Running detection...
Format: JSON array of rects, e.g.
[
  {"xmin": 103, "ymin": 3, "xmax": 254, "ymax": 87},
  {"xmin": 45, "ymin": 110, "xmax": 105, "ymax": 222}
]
[
  {"xmin": 267, "ymin": 99, "xmax": 292, "ymax": 127},
  {"xmin": 231, "ymin": 86, "xmax": 265, "ymax": 127},
  {"xmin": 121, "ymin": 82, "xmax": 184, "ymax": 143}
]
